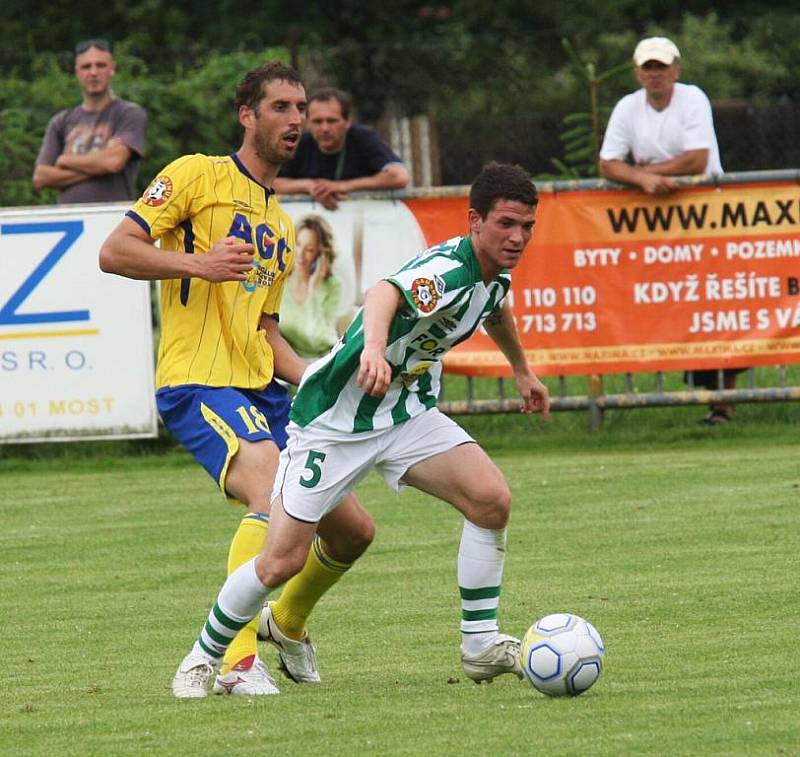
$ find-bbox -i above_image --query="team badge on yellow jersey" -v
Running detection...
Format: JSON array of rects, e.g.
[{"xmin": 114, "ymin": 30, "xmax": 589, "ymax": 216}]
[
  {"xmin": 143, "ymin": 175, "xmax": 173, "ymax": 207},
  {"xmin": 127, "ymin": 153, "xmax": 295, "ymax": 390}
]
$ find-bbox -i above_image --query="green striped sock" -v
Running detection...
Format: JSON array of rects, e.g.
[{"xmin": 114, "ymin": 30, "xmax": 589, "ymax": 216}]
[
  {"xmin": 458, "ymin": 521, "xmax": 507, "ymax": 651},
  {"xmin": 193, "ymin": 557, "xmax": 270, "ymax": 661}
]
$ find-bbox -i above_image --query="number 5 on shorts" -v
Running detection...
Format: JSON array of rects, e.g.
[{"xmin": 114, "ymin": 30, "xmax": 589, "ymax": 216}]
[{"xmin": 300, "ymin": 450, "xmax": 327, "ymax": 489}]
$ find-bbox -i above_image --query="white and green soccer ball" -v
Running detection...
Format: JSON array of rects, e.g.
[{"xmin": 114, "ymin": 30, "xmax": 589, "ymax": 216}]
[{"xmin": 520, "ymin": 613, "xmax": 605, "ymax": 696}]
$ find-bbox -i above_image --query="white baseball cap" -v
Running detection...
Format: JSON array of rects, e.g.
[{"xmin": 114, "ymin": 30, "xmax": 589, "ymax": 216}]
[{"xmin": 633, "ymin": 37, "xmax": 681, "ymax": 66}]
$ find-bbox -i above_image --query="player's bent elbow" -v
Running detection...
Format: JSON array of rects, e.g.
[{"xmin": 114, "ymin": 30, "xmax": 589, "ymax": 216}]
[
  {"xmin": 98, "ymin": 245, "xmax": 112, "ymax": 273},
  {"xmin": 98, "ymin": 240, "xmax": 122, "ymax": 274}
]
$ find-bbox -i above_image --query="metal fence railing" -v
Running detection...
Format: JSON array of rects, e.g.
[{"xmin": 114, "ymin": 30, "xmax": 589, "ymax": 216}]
[{"xmin": 438, "ymin": 369, "xmax": 800, "ymax": 429}]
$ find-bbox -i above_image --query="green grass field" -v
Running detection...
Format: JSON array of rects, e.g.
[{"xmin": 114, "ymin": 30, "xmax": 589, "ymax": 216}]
[{"xmin": 2, "ymin": 411, "xmax": 799, "ymax": 756}]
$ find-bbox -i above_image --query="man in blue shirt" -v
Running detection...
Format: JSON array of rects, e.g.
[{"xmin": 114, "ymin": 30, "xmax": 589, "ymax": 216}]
[{"xmin": 274, "ymin": 88, "xmax": 410, "ymax": 210}]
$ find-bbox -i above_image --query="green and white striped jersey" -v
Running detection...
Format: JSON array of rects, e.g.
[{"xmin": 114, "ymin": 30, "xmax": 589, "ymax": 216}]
[{"xmin": 290, "ymin": 235, "xmax": 510, "ymax": 432}]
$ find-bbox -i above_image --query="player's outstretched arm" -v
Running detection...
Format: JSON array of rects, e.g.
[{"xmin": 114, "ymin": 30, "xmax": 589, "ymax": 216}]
[
  {"xmin": 100, "ymin": 219, "xmax": 254, "ymax": 282},
  {"xmin": 357, "ymin": 280, "xmax": 401, "ymax": 397},
  {"xmin": 484, "ymin": 301, "xmax": 550, "ymax": 419}
]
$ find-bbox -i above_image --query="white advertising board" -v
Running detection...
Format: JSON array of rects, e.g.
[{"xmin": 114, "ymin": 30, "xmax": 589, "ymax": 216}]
[
  {"xmin": 281, "ymin": 198, "xmax": 427, "ymax": 306},
  {"xmin": 0, "ymin": 204, "xmax": 157, "ymax": 442}
]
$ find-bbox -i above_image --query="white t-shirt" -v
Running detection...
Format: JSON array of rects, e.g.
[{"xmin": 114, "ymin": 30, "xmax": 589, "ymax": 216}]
[{"xmin": 599, "ymin": 82, "xmax": 723, "ymax": 175}]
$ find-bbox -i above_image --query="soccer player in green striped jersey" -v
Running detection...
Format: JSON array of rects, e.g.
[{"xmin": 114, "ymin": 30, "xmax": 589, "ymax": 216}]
[{"xmin": 173, "ymin": 162, "xmax": 550, "ymax": 693}]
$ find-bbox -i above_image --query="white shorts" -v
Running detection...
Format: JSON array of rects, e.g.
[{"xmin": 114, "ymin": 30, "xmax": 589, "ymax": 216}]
[{"xmin": 272, "ymin": 408, "xmax": 474, "ymax": 523}]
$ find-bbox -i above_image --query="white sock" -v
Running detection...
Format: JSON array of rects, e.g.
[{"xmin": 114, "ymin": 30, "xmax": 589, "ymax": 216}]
[
  {"xmin": 458, "ymin": 520, "xmax": 507, "ymax": 655},
  {"xmin": 193, "ymin": 558, "xmax": 269, "ymax": 661}
]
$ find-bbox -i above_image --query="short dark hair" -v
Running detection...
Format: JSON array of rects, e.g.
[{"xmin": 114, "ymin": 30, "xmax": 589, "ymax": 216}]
[
  {"xmin": 308, "ymin": 87, "xmax": 352, "ymax": 119},
  {"xmin": 469, "ymin": 162, "xmax": 538, "ymax": 218},
  {"xmin": 75, "ymin": 38, "xmax": 111, "ymax": 56},
  {"xmin": 234, "ymin": 60, "xmax": 304, "ymax": 111}
]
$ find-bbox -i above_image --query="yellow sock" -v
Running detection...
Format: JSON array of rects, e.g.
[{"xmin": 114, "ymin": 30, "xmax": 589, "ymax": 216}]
[
  {"xmin": 220, "ymin": 512, "xmax": 268, "ymax": 673},
  {"xmin": 271, "ymin": 536, "xmax": 352, "ymax": 640}
]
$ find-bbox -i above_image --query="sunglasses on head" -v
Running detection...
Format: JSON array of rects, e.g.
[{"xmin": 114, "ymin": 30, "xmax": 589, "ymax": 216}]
[{"xmin": 75, "ymin": 38, "xmax": 111, "ymax": 54}]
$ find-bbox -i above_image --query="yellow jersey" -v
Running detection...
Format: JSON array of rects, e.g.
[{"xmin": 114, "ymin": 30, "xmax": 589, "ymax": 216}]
[{"xmin": 127, "ymin": 153, "xmax": 294, "ymax": 390}]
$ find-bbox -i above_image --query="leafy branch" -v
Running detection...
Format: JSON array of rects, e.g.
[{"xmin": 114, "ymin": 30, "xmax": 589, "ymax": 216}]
[{"xmin": 543, "ymin": 39, "xmax": 629, "ymax": 180}]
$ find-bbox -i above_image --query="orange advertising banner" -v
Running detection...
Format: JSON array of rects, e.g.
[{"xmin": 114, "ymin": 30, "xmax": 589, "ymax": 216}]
[{"xmin": 405, "ymin": 180, "xmax": 800, "ymax": 376}]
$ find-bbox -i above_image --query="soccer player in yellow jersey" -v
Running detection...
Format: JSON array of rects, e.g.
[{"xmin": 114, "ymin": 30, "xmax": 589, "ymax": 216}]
[{"xmin": 100, "ymin": 61, "xmax": 374, "ymax": 698}]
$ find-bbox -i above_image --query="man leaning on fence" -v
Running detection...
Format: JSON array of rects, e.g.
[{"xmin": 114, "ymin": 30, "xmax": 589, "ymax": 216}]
[
  {"xmin": 598, "ymin": 36, "xmax": 722, "ymax": 195},
  {"xmin": 599, "ymin": 36, "xmax": 742, "ymax": 424},
  {"xmin": 273, "ymin": 87, "xmax": 410, "ymax": 211}
]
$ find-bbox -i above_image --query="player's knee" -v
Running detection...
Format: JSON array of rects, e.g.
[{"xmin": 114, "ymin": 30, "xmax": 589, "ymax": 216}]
[
  {"xmin": 322, "ymin": 514, "xmax": 375, "ymax": 563},
  {"xmin": 242, "ymin": 496, "xmax": 269, "ymax": 514},
  {"xmin": 255, "ymin": 549, "xmax": 306, "ymax": 589},
  {"xmin": 471, "ymin": 504, "xmax": 510, "ymax": 530},
  {"xmin": 348, "ymin": 515, "xmax": 375, "ymax": 559},
  {"xmin": 466, "ymin": 482, "xmax": 511, "ymax": 529}
]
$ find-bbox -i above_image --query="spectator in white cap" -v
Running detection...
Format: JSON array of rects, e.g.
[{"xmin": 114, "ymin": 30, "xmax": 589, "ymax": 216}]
[
  {"xmin": 598, "ymin": 36, "xmax": 722, "ymax": 196},
  {"xmin": 600, "ymin": 37, "xmax": 740, "ymax": 424}
]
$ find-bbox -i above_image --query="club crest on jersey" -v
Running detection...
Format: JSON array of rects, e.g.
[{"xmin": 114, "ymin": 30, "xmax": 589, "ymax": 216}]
[
  {"xmin": 411, "ymin": 278, "xmax": 439, "ymax": 313},
  {"xmin": 399, "ymin": 361, "xmax": 433, "ymax": 388},
  {"xmin": 142, "ymin": 175, "xmax": 173, "ymax": 207}
]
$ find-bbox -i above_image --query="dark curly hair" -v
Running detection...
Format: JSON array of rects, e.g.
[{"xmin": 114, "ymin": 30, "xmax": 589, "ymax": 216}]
[{"xmin": 469, "ymin": 162, "xmax": 538, "ymax": 218}]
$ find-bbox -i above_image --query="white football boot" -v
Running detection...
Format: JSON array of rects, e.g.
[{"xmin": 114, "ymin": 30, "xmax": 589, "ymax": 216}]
[
  {"xmin": 212, "ymin": 654, "xmax": 279, "ymax": 696},
  {"xmin": 461, "ymin": 633, "xmax": 524, "ymax": 683},
  {"xmin": 172, "ymin": 652, "xmax": 217, "ymax": 699},
  {"xmin": 258, "ymin": 603, "xmax": 321, "ymax": 683}
]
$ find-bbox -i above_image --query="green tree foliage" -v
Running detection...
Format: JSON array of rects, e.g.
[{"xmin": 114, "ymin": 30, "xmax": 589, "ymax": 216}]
[
  {"xmin": 0, "ymin": 0, "xmax": 303, "ymax": 69},
  {"xmin": 591, "ymin": 12, "xmax": 788, "ymax": 103},
  {"xmin": 545, "ymin": 11, "xmax": 791, "ymax": 178},
  {"xmin": 0, "ymin": 54, "xmax": 76, "ymax": 206},
  {"xmin": 750, "ymin": 11, "xmax": 800, "ymax": 98},
  {"xmin": 1, "ymin": 4, "xmax": 798, "ymax": 203},
  {"xmin": 541, "ymin": 40, "xmax": 628, "ymax": 179},
  {"xmin": 0, "ymin": 48, "xmax": 289, "ymax": 207}
]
